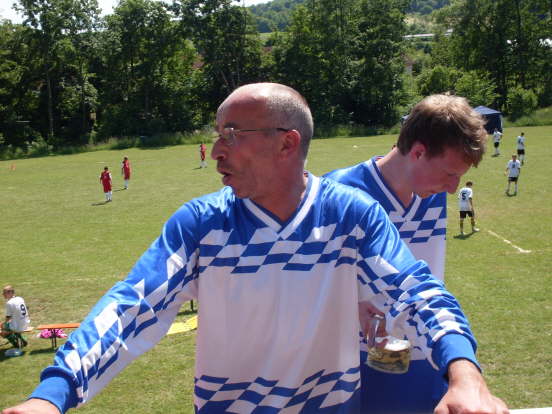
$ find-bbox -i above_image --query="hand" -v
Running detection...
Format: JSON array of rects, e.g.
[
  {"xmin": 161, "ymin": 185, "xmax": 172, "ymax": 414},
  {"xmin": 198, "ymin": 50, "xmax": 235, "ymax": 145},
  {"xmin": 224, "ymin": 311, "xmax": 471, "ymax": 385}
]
[
  {"xmin": 358, "ymin": 302, "xmax": 386, "ymax": 337},
  {"xmin": 2, "ymin": 398, "xmax": 60, "ymax": 414},
  {"xmin": 435, "ymin": 359, "xmax": 509, "ymax": 414}
]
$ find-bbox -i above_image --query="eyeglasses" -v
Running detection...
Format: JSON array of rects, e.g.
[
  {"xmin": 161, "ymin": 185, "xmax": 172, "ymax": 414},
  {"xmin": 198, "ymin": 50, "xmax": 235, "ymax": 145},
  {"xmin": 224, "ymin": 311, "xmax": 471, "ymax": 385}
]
[{"xmin": 214, "ymin": 127, "xmax": 291, "ymax": 146}]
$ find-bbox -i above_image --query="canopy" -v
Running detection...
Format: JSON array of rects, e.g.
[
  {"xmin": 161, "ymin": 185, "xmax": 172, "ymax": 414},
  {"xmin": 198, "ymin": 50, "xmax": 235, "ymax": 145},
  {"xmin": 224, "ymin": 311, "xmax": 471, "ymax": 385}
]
[{"xmin": 474, "ymin": 106, "xmax": 503, "ymax": 133}]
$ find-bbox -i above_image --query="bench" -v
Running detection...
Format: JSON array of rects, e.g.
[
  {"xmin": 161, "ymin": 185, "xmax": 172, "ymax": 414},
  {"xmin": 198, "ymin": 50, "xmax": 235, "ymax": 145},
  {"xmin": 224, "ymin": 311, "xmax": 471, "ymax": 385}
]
[{"xmin": 36, "ymin": 323, "xmax": 80, "ymax": 349}]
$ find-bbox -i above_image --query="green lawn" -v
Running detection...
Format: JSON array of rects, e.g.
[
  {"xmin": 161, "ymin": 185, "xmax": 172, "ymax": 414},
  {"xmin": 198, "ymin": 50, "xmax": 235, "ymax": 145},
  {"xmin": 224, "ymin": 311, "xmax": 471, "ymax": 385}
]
[{"xmin": 1, "ymin": 126, "xmax": 551, "ymax": 411}]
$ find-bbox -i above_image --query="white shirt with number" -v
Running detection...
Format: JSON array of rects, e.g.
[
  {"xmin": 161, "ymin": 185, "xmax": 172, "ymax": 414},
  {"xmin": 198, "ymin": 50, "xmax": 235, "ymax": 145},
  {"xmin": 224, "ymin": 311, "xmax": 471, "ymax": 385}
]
[
  {"xmin": 5, "ymin": 296, "xmax": 30, "ymax": 332},
  {"xmin": 493, "ymin": 131, "xmax": 502, "ymax": 143},
  {"xmin": 517, "ymin": 136, "xmax": 525, "ymax": 150},
  {"xmin": 458, "ymin": 187, "xmax": 473, "ymax": 211},
  {"xmin": 507, "ymin": 159, "xmax": 521, "ymax": 177}
]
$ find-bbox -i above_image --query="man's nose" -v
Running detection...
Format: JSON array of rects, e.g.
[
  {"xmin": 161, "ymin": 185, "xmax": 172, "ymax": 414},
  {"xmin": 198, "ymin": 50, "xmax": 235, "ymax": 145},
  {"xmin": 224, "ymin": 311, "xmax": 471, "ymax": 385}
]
[{"xmin": 211, "ymin": 138, "xmax": 228, "ymax": 160}]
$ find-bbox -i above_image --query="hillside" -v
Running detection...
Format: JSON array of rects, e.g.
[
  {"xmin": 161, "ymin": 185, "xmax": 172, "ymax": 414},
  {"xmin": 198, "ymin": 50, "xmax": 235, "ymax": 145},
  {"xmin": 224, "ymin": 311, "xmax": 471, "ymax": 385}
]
[{"xmin": 248, "ymin": 0, "xmax": 450, "ymax": 33}]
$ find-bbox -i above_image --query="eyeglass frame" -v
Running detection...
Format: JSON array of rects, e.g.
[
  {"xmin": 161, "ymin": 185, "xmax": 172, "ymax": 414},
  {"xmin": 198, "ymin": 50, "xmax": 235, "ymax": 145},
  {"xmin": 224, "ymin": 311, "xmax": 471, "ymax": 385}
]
[{"xmin": 214, "ymin": 127, "xmax": 291, "ymax": 146}]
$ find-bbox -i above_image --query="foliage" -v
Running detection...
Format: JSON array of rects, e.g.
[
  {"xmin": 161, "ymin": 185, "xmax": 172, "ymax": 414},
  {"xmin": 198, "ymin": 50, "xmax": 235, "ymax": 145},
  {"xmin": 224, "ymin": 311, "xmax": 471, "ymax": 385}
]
[
  {"xmin": 408, "ymin": 0, "xmax": 449, "ymax": 15},
  {"xmin": 350, "ymin": 0, "xmax": 409, "ymax": 126},
  {"xmin": 503, "ymin": 105, "xmax": 552, "ymax": 127},
  {"xmin": 506, "ymin": 85, "xmax": 538, "ymax": 121},
  {"xmin": 248, "ymin": 0, "xmax": 305, "ymax": 32},
  {"xmin": 454, "ymin": 71, "xmax": 498, "ymax": 107},
  {"xmin": 1, "ymin": 0, "xmax": 551, "ymax": 154},
  {"xmin": 416, "ymin": 64, "xmax": 459, "ymax": 95},
  {"xmin": 433, "ymin": 0, "xmax": 551, "ymax": 110}
]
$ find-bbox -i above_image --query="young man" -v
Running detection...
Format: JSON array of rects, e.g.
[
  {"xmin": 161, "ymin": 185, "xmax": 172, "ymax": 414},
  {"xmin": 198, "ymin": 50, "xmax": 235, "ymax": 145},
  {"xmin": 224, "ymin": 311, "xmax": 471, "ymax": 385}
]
[
  {"xmin": 458, "ymin": 181, "xmax": 480, "ymax": 236},
  {"xmin": 121, "ymin": 156, "xmax": 131, "ymax": 189},
  {"xmin": 516, "ymin": 132, "xmax": 526, "ymax": 164},
  {"xmin": 3, "ymin": 84, "xmax": 507, "ymax": 414},
  {"xmin": 505, "ymin": 154, "xmax": 522, "ymax": 195},
  {"xmin": 99, "ymin": 166, "xmax": 112, "ymax": 202},
  {"xmin": 492, "ymin": 128, "xmax": 502, "ymax": 156},
  {"xmin": 1, "ymin": 285, "xmax": 31, "ymax": 348},
  {"xmin": 199, "ymin": 142, "xmax": 207, "ymax": 168},
  {"xmin": 325, "ymin": 94, "xmax": 488, "ymax": 413}
]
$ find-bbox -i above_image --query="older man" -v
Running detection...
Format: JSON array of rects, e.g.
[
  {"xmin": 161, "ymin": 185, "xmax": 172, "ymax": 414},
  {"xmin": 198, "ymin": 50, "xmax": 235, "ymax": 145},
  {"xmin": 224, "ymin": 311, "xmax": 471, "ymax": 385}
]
[{"xmin": 3, "ymin": 84, "xmax": 507, "ymax": 414}]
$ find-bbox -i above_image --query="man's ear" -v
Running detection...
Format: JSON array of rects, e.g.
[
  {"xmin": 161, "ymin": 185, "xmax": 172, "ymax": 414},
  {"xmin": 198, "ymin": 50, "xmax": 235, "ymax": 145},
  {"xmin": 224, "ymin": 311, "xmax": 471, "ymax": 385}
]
[
  {"xmin": 279, "ymin": 129, "xmax": 302, "ymax": 159},
  {"xmin": 409, "ymin": 142, "xmax": 427, "ymax": 161}
]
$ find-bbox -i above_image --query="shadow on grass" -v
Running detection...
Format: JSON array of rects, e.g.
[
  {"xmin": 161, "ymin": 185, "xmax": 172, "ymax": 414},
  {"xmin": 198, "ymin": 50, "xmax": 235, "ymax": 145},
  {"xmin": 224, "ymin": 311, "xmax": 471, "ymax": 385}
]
[
  {"xmin": 505, "ymin": 192, "xmax": 518, "ymax": 197},
  {"xmin": 28, "ymin": 348, "xmax": 57, "ymax": 355},
  {"xmin": 452, "ymin": 231, "xmax": 478, "ymax": 240},
  {"xmin": 91, "ymin": 201, "xmax": 111, "ymax": 206}
]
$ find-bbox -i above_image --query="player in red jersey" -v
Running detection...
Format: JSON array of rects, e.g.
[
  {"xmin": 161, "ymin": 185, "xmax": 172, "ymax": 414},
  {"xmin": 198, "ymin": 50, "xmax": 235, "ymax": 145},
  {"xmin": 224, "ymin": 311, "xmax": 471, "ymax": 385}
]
[
  {"xmin": 100, "ymin": 166, "xmax": 112, "ymax": 202},
  {"xmin": 121, "ymin": 156, "xmax": 131, "ymax": 189},
  {"xmin": 199, "ymin": 143, "xmax": 207, "ymax": 168}
]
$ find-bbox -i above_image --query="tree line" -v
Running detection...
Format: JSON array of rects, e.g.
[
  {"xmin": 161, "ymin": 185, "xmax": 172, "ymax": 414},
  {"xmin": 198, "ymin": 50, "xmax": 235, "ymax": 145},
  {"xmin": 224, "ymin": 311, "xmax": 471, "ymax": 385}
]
[{"xmin": 0, "ymin": 0, "xmax": 550, "ymax": 153}]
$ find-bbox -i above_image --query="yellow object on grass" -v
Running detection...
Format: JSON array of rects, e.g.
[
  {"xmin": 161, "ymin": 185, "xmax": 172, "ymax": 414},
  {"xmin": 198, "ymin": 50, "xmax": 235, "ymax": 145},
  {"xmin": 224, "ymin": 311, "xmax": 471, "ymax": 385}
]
[{"xmin": 167, "ymin": 315, "xmax": 198, "ymax": 335}]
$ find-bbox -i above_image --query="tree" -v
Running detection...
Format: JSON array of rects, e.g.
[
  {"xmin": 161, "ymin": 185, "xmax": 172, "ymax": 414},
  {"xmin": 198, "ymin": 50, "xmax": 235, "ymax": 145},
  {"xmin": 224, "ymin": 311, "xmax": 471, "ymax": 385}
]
[
  {"xmin": 97, "ymin": 0, "xmax": 197, "ymax": 137},
  {"xmin": 507, "ymin": 85, "xmax": 537, "ymax": 120},
  {"xmin": 14, "ymin": 0, "xmax": 101, "ymax": 145},
  {"xmin": 173, "ymin": 0, "xmax": 264, "ymax": 115},
  {"xmin": 454, "ymin": 71, "xmax": 498, "ymax": 107},
  {"xmin": 350, "ymin": 0, "xmax": 409, "ymax": 126},
  {"xmin": 0, "ymin": 21, "xmax": 42, "ymax": 148},
  {"xmin": 416, "ymin": 64, "xmax": 460, "ymax": 96},
  {"xmin": 435, "ymin": 0, "xmax": 551, "ymax": 110}
]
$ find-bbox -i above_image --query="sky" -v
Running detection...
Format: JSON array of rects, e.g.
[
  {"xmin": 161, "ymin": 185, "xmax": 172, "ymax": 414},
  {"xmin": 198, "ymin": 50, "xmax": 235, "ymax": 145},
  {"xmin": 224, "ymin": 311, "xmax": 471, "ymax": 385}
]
[{"xmin": 0, "ymin": 0, "xmax": 271, "ymax": 23}]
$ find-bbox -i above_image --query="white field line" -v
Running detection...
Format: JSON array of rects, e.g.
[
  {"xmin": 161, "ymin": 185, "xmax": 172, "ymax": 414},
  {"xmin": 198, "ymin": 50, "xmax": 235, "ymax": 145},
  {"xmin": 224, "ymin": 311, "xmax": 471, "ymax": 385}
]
[
  {"xmin": 486, "ymin": 229, "xmax": 532, "ymax": 253},
  {"xmin": 446, "ymin": 205, "xmax": 531, "ymax": 253}
]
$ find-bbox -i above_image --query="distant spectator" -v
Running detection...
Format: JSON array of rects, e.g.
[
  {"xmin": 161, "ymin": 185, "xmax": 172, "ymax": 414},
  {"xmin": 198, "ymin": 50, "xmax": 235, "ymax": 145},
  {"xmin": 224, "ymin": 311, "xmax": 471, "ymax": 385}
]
[
  {"xmin": 121, "ymin": 156, "xmax": 131, "ymax": 190},
  {"xmin": 100, "ymin": 166, "xmax": 113, "ymax": 202},
  {"xmin": 458, "ymin": 181, "xmax": 479, "ymax": 236},
  {"xmin": 1, "ymin": 285, "xmax": 30, "ymax": 348}
]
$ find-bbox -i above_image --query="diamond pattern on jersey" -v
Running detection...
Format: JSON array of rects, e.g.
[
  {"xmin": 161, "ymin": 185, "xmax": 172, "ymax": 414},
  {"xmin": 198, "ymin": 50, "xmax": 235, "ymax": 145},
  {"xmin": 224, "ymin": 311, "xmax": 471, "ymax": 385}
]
[
  {"xmin": 197, "ymin": 224, "xmax": 356, "ymax": 277},
  {"xmin": 195, "ymin": 368, "xmax": 360, "ymax": 413},
  {"xmin": 391, "ymin": 206, "xmax": 446, "ymax": 244}
]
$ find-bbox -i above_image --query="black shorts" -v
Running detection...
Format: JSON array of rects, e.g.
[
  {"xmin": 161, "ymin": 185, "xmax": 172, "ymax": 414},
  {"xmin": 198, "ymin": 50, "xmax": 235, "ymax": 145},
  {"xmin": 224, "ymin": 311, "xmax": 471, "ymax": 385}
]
[
  {"xmin": 517, "ymin": 149, "xmax": 525, "ymax": 155},
  {"xmin": 508, "ymin": 176, "xmax": 518, "ymax": 182},
  {"xmin": 494, "ymin": 142, "xmax": 499, "ymax": 148},
  {"xmin": 459, "ymin": 211, "xmax": 474, "ymax": 219}
]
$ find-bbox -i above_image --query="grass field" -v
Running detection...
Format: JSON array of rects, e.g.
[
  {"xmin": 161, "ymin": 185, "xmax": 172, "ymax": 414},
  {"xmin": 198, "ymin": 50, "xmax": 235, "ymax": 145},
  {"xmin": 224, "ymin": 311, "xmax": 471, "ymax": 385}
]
[{"xmin": 1, "ymin": 126, "xmax": 551, "ymax": 412}]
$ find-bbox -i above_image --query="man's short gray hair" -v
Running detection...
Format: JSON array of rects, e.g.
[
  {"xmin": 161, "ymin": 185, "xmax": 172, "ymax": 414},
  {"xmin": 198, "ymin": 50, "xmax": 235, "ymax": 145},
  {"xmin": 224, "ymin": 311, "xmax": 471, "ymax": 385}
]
[{"xmin": 264, "ymin": 84, "xmax": 313, "ymax": 159}]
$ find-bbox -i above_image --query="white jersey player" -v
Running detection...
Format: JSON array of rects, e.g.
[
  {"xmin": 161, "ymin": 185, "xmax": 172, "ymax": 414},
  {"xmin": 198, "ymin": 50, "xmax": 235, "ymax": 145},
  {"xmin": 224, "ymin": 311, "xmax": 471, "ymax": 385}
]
[
  {"xmin": 516, "ymin": 132, "xmax": 526, "ymax": 164},
  {"xmin": 458, "ymin": 181, "xmax": 479, "ymax": 236},
  {"xmin": 3, "ymin": 286, "xmax": 30, "ymax": 332},
  {"xmin": 505, "ymin": 154, "xmax": 522, "ymax": 195},
  {"xmin": 492, "ymin": 129, "xmax": 502, "ymax": 156}
]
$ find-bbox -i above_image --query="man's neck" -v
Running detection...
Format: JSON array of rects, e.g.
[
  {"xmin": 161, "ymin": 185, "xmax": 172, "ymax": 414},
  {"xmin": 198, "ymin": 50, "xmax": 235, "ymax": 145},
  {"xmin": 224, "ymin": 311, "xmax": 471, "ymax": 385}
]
[
  {"xmin": 375, "ymin": 150, "xmax": 414, "ymax": 206},
  {"xmin": 253, "ymin": 169, "xmax": 309, "ymax": 223}
]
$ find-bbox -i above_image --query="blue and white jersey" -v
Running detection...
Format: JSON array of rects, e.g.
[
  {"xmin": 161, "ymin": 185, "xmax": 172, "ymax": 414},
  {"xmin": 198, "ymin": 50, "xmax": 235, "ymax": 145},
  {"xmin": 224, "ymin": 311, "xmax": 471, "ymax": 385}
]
[
  {"xmin": 325, "ymin": 158, "xmax": 447, "ymax": 281},
  {"xmin": 32, "ymin": 174, "xmax": 475, "ymax": 414}
]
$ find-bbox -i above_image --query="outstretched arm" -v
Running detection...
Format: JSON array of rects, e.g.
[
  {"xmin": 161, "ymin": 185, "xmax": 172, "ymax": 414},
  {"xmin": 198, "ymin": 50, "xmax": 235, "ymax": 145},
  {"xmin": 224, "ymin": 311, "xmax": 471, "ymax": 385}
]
[{"xmin": 2, "ymin": 398, "xmax": 60, "ymax": 414}]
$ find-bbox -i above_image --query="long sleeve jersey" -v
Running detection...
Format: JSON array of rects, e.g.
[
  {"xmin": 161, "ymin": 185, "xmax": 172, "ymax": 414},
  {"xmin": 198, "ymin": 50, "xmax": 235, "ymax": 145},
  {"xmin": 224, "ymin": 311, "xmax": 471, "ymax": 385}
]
[{"xmin": 32, "ymin": 174, "xmax": 476, "ymax": 414}]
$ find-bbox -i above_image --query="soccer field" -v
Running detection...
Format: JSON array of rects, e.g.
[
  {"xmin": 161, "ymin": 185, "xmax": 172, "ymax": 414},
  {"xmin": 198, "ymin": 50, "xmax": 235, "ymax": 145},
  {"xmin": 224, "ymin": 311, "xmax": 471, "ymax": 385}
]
[{"xmin": 1, "ymin": 126, "xmax": 551, "ymax": 412}]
